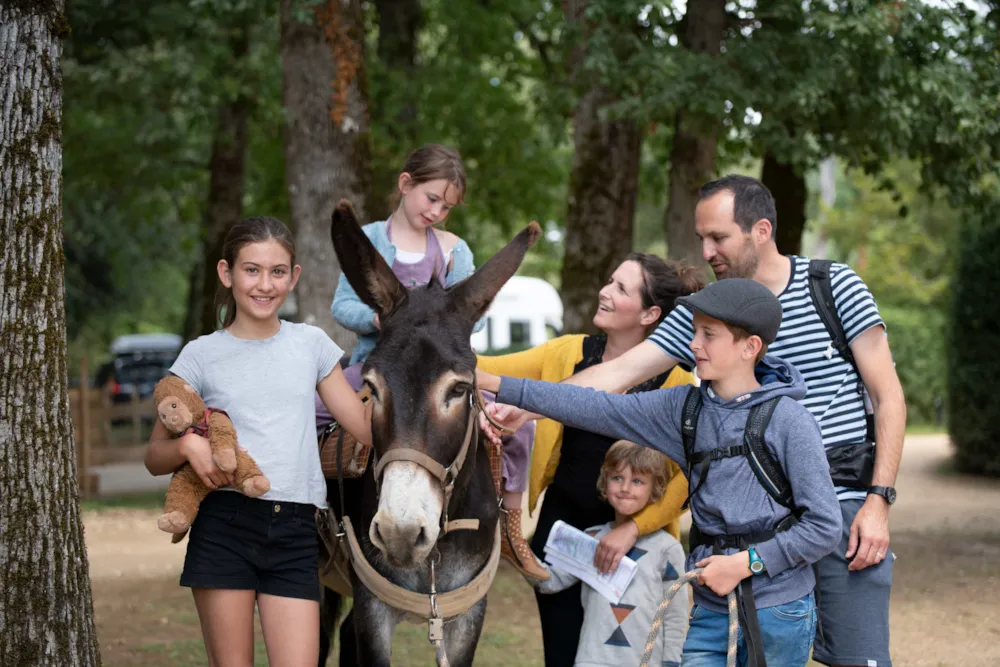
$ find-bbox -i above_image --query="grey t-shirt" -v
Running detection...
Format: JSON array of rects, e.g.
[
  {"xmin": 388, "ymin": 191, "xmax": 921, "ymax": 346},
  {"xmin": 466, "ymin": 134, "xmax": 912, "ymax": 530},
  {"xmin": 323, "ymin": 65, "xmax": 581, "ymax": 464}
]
[{"xmin": 169, "ymin": 320, "xmax": 342, "ymax": 507}]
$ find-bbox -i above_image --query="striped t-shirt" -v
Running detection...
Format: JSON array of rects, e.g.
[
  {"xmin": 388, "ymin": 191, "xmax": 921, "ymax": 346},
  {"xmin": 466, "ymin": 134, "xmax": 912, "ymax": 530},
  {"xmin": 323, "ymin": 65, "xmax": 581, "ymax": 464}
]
[{"xmin": 650, "ymin": 256, "xmax": 885, "ymax": 501}]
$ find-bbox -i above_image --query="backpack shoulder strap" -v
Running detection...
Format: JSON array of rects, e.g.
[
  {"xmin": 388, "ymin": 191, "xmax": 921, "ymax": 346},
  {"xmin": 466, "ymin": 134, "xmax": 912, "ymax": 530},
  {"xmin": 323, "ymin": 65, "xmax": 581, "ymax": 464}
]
[
  {"xmin": 807, "ymin": 259, "xmax": 857, "ymax": 370},
  {"xmin": 743, "ymin": 396, "xmax": 795, "ymax": 511},
  {"xmin": 680, "ymin": 387, "xmax": 703, "ymax": 510},
  {"xmin": 808, "ymin": 258, "xmax": 875, "ymax": 442}
]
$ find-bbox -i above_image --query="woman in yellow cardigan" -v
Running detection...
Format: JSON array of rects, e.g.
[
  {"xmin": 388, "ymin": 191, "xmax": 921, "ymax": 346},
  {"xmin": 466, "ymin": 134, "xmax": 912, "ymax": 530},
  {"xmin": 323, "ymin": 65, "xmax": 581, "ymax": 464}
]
[{"xmin": 478, "ymin": 253, "xmax": 703, "ymax": 667}]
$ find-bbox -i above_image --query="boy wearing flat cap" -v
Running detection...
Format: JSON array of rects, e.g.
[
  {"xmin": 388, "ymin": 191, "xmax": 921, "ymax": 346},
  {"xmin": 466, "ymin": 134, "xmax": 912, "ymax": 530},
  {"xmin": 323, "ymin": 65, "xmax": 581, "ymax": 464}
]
[{"xmin": 494, "ymin": 279, "xmax": 841, "ymax": 666}]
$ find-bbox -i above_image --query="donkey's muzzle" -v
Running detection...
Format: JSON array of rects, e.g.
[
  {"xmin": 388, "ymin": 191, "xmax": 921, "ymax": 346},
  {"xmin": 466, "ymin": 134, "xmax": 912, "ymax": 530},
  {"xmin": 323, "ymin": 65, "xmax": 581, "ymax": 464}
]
[{"xmin": 369, "ymin": 461, "xmax": 443, "ymax": 567}]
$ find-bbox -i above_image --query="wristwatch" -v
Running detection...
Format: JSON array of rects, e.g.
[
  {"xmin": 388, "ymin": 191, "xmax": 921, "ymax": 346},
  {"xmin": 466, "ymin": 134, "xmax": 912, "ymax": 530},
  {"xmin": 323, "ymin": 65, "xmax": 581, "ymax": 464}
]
[
  {"xmin": 868, "ymin": 485, "xmax": 897, "ymax": 505},
  {"xmin": 748, "ymin": 546, "xmax": 766, "ymax": 575}
]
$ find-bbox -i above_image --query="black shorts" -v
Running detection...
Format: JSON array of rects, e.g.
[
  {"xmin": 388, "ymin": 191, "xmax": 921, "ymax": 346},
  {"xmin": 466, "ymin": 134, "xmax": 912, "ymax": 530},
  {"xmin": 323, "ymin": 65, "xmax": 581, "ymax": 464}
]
[{"xmin": 180, "ymin": 491, "xmax": 321, "ymax": 601}]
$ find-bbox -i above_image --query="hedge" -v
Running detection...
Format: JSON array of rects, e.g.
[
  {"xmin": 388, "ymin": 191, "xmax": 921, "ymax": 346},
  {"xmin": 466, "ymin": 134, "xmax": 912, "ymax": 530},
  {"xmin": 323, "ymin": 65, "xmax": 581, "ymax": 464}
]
[
  {"xmin": 882, "ymin": 306, "xmax": 947, "ymax": 427},
  {"xmin": 947, "ymin": 211, "xmax": 1000, "ymax": 476}
]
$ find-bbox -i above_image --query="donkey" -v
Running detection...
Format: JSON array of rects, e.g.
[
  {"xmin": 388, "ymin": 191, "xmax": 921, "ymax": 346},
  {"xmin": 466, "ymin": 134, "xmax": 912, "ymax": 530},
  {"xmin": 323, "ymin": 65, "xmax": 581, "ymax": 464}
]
[{"xmin": 323, "ymin": 200, "xmax": 540, "ymax": 667}]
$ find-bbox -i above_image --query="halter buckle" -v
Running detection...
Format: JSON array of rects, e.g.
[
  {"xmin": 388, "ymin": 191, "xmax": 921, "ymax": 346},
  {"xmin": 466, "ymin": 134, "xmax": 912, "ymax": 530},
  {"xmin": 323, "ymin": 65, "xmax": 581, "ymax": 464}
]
[{"xmin": 428, "ymin": 616, "xmax": 443, "ymax": 642}]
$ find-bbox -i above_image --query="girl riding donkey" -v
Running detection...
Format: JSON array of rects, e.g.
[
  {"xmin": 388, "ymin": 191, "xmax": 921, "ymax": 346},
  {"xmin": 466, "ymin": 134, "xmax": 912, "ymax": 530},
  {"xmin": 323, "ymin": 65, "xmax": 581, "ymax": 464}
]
[
  {"xmin": 324, "ymin": 143, "xmax": 548, "ymax": 580},
  {"xmin": 145, "ymin": 217, "xmax": 372, "ymax": 667}
]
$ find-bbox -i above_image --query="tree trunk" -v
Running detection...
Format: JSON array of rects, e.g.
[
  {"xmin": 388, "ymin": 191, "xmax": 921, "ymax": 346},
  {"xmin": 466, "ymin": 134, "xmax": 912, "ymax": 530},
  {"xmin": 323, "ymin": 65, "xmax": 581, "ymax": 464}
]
[
  {"xmin": 0, "ymin": 4, "xmax": 102, "ymax": 665},
  {"xmin": 663, "ymin": 0, "xmax": 726, "ymax": 265},
  {"xmin": 181, "ymin": 254, "xmax": 204, "ymax": 342},
  {"xmin": 756, "ymin": 1, "xmax": 808, "ymax": 257},
  {"xmin": 280, "ymin": 0, "xmax": 373, "ymax": 352},
  {"xmin": 195, "ymin": 91, "xmax": 250, "ymax": 336},
  {"xmin": 371, "ymin": 0, "xmax": 421, "ymax": 213},
  {"xmin": 180, "ymin": 26, "xmax": 251, "ymax": 341},
  {"xmin": 761, "ymin": 153, "xmax": 808, "ymax": 256},
  {"xmin": 559, "ymin": 0, "xmax": 642, "ymax": 336}
]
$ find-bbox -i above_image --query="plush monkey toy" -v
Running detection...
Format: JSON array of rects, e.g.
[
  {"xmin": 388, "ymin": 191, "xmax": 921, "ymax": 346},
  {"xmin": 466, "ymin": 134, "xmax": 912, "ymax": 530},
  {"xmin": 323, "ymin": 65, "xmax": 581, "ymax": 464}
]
[{"xmin": 153, "ymin": 376, "xmax": 270, "ymax": 542}]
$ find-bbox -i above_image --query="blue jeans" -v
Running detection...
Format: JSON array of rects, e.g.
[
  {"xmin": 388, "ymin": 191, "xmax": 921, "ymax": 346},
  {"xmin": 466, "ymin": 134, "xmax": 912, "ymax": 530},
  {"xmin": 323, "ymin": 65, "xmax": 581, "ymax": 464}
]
[{"xmin": 682, "ymin": 592, "xmax": 817, "ymax": 667}]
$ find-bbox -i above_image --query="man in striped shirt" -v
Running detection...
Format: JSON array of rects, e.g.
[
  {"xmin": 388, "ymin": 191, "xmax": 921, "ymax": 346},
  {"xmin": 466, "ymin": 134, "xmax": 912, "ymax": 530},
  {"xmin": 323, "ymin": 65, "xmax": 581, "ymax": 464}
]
[{"xmin": 553, "ymin": 175, "xmax": 906, "ymax": 667}]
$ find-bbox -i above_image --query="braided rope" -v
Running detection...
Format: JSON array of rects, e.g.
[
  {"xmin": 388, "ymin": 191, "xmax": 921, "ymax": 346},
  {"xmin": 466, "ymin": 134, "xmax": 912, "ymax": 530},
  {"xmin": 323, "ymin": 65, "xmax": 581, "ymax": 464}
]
[
  {"xmin": 638, "ymin": 568, "xmax": 738, "ymax": 667},
  {"xmin": 434, "ymin": 638, "xmax": 449, "ymax": 666}
]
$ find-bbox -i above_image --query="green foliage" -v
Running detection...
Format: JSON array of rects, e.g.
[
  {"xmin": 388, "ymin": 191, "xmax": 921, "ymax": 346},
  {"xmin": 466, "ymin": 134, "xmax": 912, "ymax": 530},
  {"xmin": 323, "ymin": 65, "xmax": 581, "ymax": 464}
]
[
  {"xmin": 364, "ymin": 0, "xmax": 570, "ymax": 255},
  {"xmin": 61, "ymin": 0, "xmax": 1000, "ymax": 376},
  {"xmin": 63, "ymin": 0, "xmax": 282, "ymax": 365},
  {"xmin": 881, "ymin": 307, "xmax": 946, "ymax": 426},
  {"xmin": 817, "ymin": 162, "xmax": 958, "ymax": 311},
  {"xmin": 947, "ymin": 198, "xmax": 1000, "ymax": 476},
  {"xmin": 727, "ymin": 1, "xmax": 1000, "ymax": 204},
  {"xmin": 598, "ymin": 1, "xmax": 1000, "ymax": 221}
]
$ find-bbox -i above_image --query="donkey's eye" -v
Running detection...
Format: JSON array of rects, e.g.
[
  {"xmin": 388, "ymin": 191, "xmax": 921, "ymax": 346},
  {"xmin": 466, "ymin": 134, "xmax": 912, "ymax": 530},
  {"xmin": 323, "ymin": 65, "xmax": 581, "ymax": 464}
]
[
  {"xmin": 447, "ymin": 383, "xmax": 471, "ymax": 402},
  {"xmin": 363, "ymin": 380, "xmax": 379, "ymax": 402}
]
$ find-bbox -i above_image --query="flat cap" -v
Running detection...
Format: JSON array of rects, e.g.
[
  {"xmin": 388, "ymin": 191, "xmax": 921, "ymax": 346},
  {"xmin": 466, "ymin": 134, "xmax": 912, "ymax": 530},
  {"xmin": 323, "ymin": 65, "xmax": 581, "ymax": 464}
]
[{"xmin": 677, "ymin": 278, "xmax": 782, "ymax": 344}]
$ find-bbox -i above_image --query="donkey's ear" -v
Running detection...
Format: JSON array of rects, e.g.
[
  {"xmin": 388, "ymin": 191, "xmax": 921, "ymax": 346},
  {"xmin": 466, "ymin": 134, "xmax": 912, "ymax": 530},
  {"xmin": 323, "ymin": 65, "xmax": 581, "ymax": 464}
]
[
  {"xmin": 330, "ymin": 199, "xmax": 407, "ymax": 316},
  {"xmin": 449, "ymin": 221, "xmax": 542, "ymax": 324}
]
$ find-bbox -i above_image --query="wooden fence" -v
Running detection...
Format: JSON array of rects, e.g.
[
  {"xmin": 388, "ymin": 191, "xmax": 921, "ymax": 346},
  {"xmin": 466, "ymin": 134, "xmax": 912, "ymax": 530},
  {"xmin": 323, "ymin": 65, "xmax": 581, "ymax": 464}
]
[{"xmin": 69, "ymin": 358, "xmax": 156, "ymax": 498}]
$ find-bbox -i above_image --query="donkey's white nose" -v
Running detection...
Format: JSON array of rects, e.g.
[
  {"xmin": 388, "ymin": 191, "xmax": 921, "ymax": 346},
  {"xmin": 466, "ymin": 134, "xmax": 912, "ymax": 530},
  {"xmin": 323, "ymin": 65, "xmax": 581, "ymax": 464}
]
[
  {"xmin": 371, "ymin": 461, "xmax": 442, "ymax": 567},
  {"xmin": 370, "ymin": 511, "xmax": 430, "ymax": 564}
]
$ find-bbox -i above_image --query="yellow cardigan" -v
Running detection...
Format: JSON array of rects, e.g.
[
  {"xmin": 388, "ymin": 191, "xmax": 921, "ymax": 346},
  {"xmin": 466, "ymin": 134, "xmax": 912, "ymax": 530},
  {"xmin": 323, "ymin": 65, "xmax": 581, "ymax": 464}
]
[{"xmin": 478, "ymin": 334, "xmax": 693, "ymax": 540}]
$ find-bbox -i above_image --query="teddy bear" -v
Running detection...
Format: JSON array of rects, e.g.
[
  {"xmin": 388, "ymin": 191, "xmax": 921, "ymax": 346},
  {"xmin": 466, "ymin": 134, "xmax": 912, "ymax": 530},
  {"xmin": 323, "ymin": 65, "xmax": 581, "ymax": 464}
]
[{"xmin": 153, "ymin": 376, "xmax": 270, "ymax": 542}]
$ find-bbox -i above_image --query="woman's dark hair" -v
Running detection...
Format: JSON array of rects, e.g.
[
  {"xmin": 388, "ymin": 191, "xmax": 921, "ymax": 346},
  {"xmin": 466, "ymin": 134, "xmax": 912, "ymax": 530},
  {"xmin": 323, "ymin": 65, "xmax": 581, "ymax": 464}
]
[
  {"xmin": 389, "ymin": 144, "xmax": 467, "ymax": 212},
  {"xmin": 625, "ymin": 252, "xmax": 705, "ymax": 330},
  {"xmin": 215, "ymin": 216, "xmax": 296, "ymax": 329}
]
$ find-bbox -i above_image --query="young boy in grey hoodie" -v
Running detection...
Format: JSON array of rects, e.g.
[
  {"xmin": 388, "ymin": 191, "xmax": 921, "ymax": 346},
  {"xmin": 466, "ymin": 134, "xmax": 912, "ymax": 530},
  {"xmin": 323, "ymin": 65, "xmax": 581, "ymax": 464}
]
[{"xmin": 495, "ymin": 278, "xmax": 841, "ymax": 666}]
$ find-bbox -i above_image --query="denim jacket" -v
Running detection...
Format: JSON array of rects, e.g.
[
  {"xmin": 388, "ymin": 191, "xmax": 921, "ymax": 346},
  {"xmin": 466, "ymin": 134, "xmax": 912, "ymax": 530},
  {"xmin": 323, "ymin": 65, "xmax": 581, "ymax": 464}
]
[{"xmin": 332, "ymin": 219, "xmax": 484, "ymax": 364}]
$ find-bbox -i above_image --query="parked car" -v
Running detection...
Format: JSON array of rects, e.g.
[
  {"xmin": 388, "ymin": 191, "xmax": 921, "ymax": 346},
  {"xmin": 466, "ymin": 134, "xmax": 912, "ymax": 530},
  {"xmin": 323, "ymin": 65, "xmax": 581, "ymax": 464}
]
[{"xmin": 96, "ymin": 333, "xmax": 182, "ymax": 406}]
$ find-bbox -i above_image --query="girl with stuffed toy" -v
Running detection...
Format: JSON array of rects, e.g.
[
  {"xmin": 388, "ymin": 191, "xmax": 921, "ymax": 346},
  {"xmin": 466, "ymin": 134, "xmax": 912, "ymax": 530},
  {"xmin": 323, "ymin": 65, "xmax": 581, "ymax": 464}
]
[{"xmin": 145, "ymin": 215, "xmax": 370, "ymax": 666}]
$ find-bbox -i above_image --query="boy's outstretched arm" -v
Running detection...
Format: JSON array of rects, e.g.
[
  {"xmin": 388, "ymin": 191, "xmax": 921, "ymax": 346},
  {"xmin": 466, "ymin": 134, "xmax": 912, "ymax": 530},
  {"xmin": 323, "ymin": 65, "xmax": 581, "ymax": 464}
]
[
  {"xmin": 477, "ymin": 338, "xmax": 679, "ymax": 397},
  {"xmin": 496, "ymin": 377, "xmax": 685, "ymax": 465},
  {"xmin": 564, "ymin": 339, "xmax": 679, "ymax": 394}
]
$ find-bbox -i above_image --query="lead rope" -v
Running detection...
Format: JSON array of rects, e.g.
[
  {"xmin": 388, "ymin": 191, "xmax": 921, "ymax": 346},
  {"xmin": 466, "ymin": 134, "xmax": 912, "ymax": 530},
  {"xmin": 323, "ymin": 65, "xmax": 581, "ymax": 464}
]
[
  {"xmin": 638, "ymin": 568, "xmax": 738, "ymax": 667},
  {"xmin": 430, "ymin": 391, "xmax": 508, "ymax": 667},
  {"xmin": 428, "ymin": 556, "xmax": 450, "ymax": 666}
]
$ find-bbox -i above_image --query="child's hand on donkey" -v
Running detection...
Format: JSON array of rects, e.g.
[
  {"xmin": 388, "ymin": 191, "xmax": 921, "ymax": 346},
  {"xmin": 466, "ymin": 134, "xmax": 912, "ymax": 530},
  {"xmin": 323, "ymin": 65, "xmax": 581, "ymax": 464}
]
[{"xmin": 480, "ymin": 402, "xmax": 532, "ymax": 443}]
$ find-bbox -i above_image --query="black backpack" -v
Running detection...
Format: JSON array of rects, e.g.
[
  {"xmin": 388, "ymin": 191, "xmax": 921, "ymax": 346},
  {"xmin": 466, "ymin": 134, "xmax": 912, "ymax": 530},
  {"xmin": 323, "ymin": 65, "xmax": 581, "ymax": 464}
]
[
  {"xmin": 807, "ymin": 259, "xmax": 877, "ymax": 488},
  {"xmin": 806, "ymin": 258, "xmax": 876, "ymax": 444},
  {"xmin": 680, "ymin": 387, "xmax": 796, "ymax": 513},
  {"xmin": 680, "ymin": 387, "xmax": 799, "ymax": 667}
]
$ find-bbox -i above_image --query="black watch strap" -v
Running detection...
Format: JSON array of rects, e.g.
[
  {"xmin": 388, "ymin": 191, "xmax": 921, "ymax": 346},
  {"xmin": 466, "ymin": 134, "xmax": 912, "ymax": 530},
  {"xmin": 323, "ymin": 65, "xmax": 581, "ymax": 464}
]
[{"xmin": 868, "ymin": 485, "xmax": 896, "ymax": 505}]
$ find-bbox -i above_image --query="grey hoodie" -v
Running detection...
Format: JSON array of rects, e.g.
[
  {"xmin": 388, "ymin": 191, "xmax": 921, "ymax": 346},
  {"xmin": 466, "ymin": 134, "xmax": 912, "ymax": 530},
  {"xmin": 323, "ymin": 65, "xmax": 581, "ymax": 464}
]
[{"xmin": 497, "ymin": 354, "xmax": 841, "ymax": 613}]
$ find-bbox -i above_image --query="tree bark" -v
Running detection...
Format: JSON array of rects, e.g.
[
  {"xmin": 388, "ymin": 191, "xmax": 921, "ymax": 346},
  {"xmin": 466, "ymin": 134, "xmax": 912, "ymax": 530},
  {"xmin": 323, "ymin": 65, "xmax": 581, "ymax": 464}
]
[
  {"xmin": 0, "ymin": 4, "xmax": 102, "ymax": 665},
  {"xmin": 559, "ymin": 0, "xmax": 642, "ymax": 336},
  {"xmin": 179, "ymin": 25, "xmax": 251, "ymax": 341},
  {"xmin": 663, "ymin": 0, "xmax": 726, "ymax": 265},
  {"xmin": 195, "ymin": 89, "xmax": 250, "ymax": 337},
  {"xmin": 371, "ymin": 0, "xmax": 421, "ymax": 213},
  {"xmin": 761, "ymin": 152, "xmax": 808, "ymax": 256},
  {"xmin": 280, "ymin": 0, "xmax": 373, "ymax": 352}
]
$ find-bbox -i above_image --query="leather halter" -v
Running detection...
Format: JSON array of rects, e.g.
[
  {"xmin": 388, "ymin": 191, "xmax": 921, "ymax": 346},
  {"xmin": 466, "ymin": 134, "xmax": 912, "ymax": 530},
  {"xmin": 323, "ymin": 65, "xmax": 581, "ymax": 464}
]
[
  {"xmin": 340, "ymin": 514, "xmax": 502, "ymax": 619},
  {"xmin": 371, "ymin": 386, "xmax": 509, "ymax": 534},
  {"xmin": 324, "ymin": 385, "xmax": 513, "ymax": 635}
]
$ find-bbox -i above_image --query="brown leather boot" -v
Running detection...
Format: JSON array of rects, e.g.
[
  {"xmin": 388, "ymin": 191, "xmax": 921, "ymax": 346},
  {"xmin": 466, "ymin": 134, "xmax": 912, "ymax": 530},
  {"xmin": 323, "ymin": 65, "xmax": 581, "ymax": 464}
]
[{"xmin": 500, "ymin": 508, "xmax": 550, "ymax": 581}]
